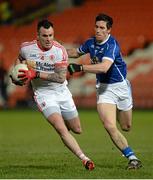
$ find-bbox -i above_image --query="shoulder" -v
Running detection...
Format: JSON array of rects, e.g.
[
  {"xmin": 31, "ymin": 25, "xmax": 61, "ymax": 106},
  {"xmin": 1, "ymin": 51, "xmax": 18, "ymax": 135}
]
[
  {"xmin": 52, "ymin": 40, "xmax": 68, "ymax": 59},
  {"xmin": 104, "ymin": 36, "xmax": 121, "ymax": 56},
  {"xmin": 108, "ymin": 35, "xmax": 119, "ymax": 45},
  {"xmin": 52, "ymin": 40, "xmax": 67, "ymax": 55},
  {"xmin": 53, "ymin": 40, "xmax": 65, "ymax": 49},
  {"xmin": 84, "ymin": 37, "xmax": 95, "ymax": 45},
  {"xmin": 20, "ymin": 40, "xmax": 37, "ymax": 49},
  {"xmin": 105, "ymin": 35, "xmax": 120, "ymax": 50}
]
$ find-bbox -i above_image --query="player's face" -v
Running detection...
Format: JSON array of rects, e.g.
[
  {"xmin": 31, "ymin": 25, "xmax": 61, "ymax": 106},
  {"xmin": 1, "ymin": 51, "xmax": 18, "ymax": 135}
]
[
  {"xmin": 95, "ymin": 21, "xmax": 111, "ymax": 42},
  {"xmin": 38, "ymin": 26, "xmax": 54, "ymax": 49}
]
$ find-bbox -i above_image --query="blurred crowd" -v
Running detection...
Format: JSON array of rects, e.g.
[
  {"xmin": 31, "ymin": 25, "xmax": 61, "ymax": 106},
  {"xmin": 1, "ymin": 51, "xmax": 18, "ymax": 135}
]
[
  {"xmin": 0, "ymin": 43, "xmax": 7, "ymax": 108},
  {"xmin": 0, "ymin": 0, "xmax": 153, "ymax": 109},
  {"xmin": 0, "ymin": 0, "xmax": 84, "ymax": 25}
]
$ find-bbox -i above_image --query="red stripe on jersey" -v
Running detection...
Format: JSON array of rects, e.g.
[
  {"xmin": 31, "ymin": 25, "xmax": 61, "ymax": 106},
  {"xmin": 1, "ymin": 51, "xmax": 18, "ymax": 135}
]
[
  {"xmin": 52, "ymin": 41, "xmax": 62, "ymax": 48},
  {"xmin": 53, "ymin": 41, "xmax": 68, "ymax": 62},
  {"xmin": 21, "ymin": 40, "xmax": 37, "ymax": 48},
  {"xmin": 61, "ymin": 46, "xmax": 68, "ymax": 62}
]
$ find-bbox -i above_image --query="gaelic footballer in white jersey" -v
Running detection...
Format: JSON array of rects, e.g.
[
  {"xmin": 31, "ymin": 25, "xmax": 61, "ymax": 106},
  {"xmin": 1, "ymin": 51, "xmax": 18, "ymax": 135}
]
[
  {"xmin": 12, "ymin": 19, "xmax": 95, "ymax": 171},
  {"xmin": 18, "ymin": 40, "xmax": 78, "ymax": 120},
  {"xmin": 19, "ymin": 40, "xmax": 68, "ymax": 91}
]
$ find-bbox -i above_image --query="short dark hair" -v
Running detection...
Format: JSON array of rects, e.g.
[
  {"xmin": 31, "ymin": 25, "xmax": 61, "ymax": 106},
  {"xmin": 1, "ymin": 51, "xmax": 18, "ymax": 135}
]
[
  {"xmin": 37, "ymin": 19, "xmax": 53, "ymax": 32},
  {"xmin": 95, "ymin": 13, "xmax": 113, "ymax": 29}
]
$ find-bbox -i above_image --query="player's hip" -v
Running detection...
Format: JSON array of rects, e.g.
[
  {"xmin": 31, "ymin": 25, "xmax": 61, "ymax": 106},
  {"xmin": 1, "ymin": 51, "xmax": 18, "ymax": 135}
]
[
  {"xmin": 96, "ymin": 79, "xmax": 133, "ymax": 110},
  {"xmin": 33, "ymin": 87, "xmax": 77, "ymax": 118}
]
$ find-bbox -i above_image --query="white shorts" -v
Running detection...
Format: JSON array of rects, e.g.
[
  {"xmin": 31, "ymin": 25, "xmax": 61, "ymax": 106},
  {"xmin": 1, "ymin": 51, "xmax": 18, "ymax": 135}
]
[
  {"xmin": 96, "ymin": 80, "xmax": 133, "ymax": 111},
  {"xmin": 34, "ymin": 86, "xmax": 78, "ymax": 120}
]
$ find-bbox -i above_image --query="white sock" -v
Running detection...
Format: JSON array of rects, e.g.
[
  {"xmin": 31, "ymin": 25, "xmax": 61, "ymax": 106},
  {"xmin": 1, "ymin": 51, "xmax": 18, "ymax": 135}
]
[
  {"xmin": 79, "ymin": 153, "xmax": 90, "ymax": 161},
  {"xmin": 128, "ymin": 155, "xmax": 138, "ymax": 160}
]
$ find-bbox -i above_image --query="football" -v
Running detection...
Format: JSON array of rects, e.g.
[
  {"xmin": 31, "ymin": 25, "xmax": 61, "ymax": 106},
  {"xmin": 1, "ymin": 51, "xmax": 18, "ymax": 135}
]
[{"xmin": 10, "ymin": 63, "xmax": 28, "ymax": 82}]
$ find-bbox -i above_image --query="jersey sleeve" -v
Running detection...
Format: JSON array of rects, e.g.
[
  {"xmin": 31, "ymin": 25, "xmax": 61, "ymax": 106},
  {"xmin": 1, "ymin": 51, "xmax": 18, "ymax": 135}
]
[
  {"xmin": 77, "ymin": 40, "xmax": 90, "ymax": 55},
  {"xmin": 102, "ymin": 40, "xmax": 120, "ymax": 62},
  {"xmin": 55, "ymin": 46, "xmax": 68, "ymax": 67}
]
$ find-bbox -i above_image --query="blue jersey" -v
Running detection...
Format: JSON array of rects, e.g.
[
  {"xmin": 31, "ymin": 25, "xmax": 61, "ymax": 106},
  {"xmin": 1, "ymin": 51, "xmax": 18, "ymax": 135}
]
[{"xmin": 77, "ymin": 35, "xmax": 127, "ymax": 84}]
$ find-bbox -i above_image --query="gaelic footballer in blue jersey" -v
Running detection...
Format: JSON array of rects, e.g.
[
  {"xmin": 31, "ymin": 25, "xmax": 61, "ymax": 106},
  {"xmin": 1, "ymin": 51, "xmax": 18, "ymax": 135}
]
[
  {"xmin": 78, "ymin": 35, "xmax": 127, "ymax": 84},
  {"xmin": 67, "ymin": 13, "xmax": 142, "ymax": 170}
]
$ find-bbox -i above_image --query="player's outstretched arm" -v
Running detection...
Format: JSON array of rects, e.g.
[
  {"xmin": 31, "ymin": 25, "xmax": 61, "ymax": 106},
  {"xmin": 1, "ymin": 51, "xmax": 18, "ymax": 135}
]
[{"xmin": 68, "ymin": 59, "xmax": 113, "ymax": 75}]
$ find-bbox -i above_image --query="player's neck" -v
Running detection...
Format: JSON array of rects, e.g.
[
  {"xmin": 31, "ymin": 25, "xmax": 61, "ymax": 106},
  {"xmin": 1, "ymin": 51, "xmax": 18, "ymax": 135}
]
[
  {"xmin": 96, "ymin": 34, "xmax": 110, "ymax": 45},
  {"xmin": 37, "ymin": 40, "xmax": 53, "ymax": 51}
]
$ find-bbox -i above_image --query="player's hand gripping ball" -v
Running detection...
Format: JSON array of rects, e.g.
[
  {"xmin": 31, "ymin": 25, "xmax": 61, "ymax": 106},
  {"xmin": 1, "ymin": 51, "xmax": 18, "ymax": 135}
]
[{"xmin": 10, "ymin": 64, "xmax": 28, "ymax": 86}]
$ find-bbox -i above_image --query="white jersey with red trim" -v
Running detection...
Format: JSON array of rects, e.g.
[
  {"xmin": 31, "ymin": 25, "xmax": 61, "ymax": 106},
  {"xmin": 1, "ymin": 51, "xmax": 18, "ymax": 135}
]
[{"xmin": 19, "ymin": 40, "xmax": 68, "ymax": 91}]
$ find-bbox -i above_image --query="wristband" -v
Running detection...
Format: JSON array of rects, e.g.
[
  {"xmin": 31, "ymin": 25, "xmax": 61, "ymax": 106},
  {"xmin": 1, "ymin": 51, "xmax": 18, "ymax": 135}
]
[{"xmin": 35, "ymin": 71, "xmax": 40, "ymax": 78}]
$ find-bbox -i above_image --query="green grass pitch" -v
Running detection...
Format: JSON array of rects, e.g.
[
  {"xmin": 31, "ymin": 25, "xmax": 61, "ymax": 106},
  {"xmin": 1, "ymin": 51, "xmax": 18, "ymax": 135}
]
[{"xmin": 0, "ymin": 109, "xmax": 153, "ymax": 178}]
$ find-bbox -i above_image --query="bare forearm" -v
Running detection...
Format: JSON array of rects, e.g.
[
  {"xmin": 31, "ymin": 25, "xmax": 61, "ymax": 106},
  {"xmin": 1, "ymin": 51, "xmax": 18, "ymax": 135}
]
[
  {"xmin": 82, "ymin": 59, "xmax": 113, "ymax": 74},
  {"xmin": 39, "ymin": 72, "xmax": 65, "ymax": 83},
  {"xmin": 39, "ymin": 67, "xmax": 67, "ymax": 83},
  {"xmin": 82, "ymin": 64, "xmax": 108, "ymax": 74}
]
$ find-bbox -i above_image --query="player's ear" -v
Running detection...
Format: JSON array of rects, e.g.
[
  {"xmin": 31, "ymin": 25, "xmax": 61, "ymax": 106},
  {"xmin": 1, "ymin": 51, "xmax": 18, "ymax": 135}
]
[
  {"xmin": 107, "ymin": 28, "xmax": 111, "ymax": 34},
  {"xmin": 37, "ymin": 31, "xmax": 40, "ymax": 40}
]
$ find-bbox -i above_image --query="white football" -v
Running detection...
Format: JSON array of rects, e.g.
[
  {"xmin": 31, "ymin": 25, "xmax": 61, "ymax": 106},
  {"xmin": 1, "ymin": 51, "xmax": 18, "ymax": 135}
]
[{"xmin": 10, "ymin": 64, "xmax": 28, "ymax": 82}]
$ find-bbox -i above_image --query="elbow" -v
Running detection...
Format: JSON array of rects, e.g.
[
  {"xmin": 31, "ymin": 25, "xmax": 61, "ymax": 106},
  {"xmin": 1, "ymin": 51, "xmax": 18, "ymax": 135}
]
[
  {"xmin": 102, "ymin": 69, "xmax": 108, "ymax": 74},
  {"xmin": 95, "ymin": 64, "xmax": 110, "ymax": 74},
  {"xmin": 58, "ymin": 78, "xmax": 65, "ymax": 83},
  {"xmin": 100, "ymin": 67, "xmax": 109, "ymax": 74},
  {"xmin": 98, "ymin": 69, "xmax": 108, "ymax": 74},
  {"xmin": 59, "ymin": 80, "xmax": 65, "ymax": 84}
]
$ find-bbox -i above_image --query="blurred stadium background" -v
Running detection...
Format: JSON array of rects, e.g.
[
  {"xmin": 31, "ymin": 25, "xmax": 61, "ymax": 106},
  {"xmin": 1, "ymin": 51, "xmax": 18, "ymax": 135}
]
[{"xmin": 0, "ymin": 0, "xmax": 153, "ymax": 109}]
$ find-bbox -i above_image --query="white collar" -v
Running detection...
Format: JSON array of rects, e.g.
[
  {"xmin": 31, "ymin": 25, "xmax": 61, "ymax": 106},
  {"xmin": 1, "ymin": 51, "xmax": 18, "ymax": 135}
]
[{"xmin": 96, "ymin": 34, "xmax": 110, "ymax": 45}]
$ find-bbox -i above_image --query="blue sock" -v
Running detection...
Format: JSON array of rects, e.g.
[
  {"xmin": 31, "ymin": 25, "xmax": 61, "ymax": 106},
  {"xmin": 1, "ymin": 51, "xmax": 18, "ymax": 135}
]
[{"xmin": 122, "ymin": 147, "xmax": 135, "ymax": 158}]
